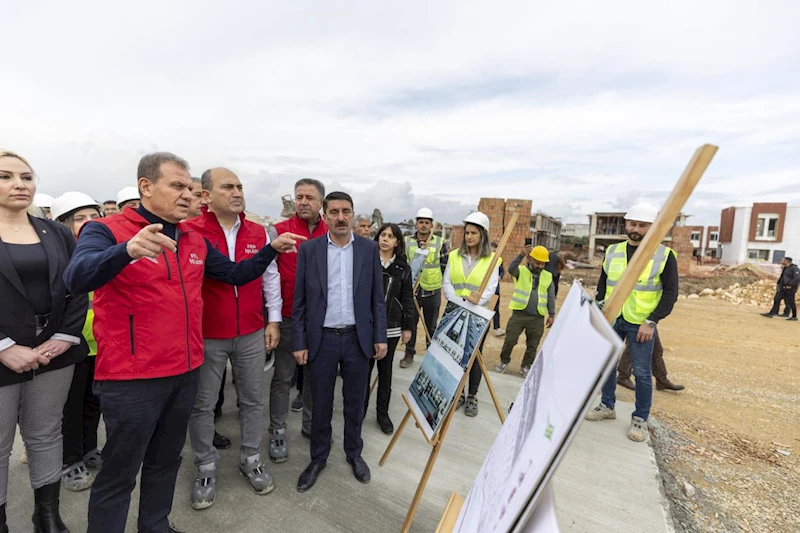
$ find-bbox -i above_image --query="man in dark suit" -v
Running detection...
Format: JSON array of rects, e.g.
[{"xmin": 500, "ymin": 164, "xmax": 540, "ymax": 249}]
[{"xmin": 292, "ymin": 191, "xmax": 387, "ymax": 492}]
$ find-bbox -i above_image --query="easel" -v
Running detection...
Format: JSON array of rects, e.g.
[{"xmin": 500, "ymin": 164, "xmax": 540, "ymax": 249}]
[
  {"xmin": 434, "ymin": 144, "xmax": 719, "ymax": 532},
  {"xmin": 380, "ymin": 214, "xmax": 519, "ymax": 532}
]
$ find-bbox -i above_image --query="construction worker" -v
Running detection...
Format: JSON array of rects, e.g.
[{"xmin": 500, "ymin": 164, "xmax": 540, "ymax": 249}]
[
  {"xmin": 102, "ymin": 200, "xmax": 120, "ymax": 216},
  {"xmin": 33, "ymin": 193, "xmax": 54, "ymax": 219},
  {"xmin": 495, "ymin": 245, "xmax": 555, "ymax": 377},
  {"xmin": 399, "ymin": 208, "xmax": 448, "ymax": 368},
  {"xmin": 116, "ymin": 186, "xmax": 140, "ymax": 211},
  {"xmin": 585, "ymin": 202, "xmax": 679, "ymax": 442},
  {"xmin": 444, "ymin": 211, "xmax": 499, "ymax": 417}
]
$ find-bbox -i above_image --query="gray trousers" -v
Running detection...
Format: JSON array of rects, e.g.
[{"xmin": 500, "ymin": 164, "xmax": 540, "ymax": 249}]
[
  {"xmin": 188, "ymin": 329, "xmax": 265, "ymax": 466},
  {"xmin": 0, "ymin": 365, "xmax": 74, "ymax": 505},
  {"xmin": 269, "ymin": 319, "xmax": 312, "ymax": 433}
]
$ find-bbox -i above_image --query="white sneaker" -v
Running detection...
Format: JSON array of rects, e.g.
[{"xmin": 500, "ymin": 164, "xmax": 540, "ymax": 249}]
[
  {"xmin": 627, "ymin": 416, "xmax": 648, "ymax": 442},
  {"xmin": 493, "ymin": 328, "xmax": 506, "ymax": 337},
  {"xmin": 584, "ymin": 404, "xmax": 616, "ymax": 421}
]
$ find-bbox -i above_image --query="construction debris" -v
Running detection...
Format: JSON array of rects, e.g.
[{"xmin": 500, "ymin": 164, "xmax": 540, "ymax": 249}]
[{"xmin": 684, "ymin": 279, "xmax": 798, "ymax": 307}]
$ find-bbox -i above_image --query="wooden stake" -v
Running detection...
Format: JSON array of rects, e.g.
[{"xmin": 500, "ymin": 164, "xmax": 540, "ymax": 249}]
[{"xmin": 467, "ymin": 212, "xmax": 518, "ymax": 304}]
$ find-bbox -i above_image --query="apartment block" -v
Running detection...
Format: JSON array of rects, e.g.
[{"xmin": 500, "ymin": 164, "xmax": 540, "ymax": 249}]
[{"xmin": 718, "ymin": 203, "xmax": 799, "ymax": 265}]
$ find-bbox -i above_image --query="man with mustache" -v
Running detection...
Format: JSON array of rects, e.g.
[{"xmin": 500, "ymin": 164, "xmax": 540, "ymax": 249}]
[
  {"xmin": 585, "ymin": 202, "xmax": 679, "ymax": 443},
  {"xmin": 495, "ymin": 245, "xmax": 556, "ymax": 377}
]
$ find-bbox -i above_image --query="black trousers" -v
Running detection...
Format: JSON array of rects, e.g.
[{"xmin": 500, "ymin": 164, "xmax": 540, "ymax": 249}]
[
  {"xmin": 553, "ymin": 273, "xmax": 561, "ymax": 299},
  {"xmin": 406, "ymin": 289, "xmax": 441, "ymax": 357},
  {"xmin": 62, "ymin": 356, "xmax": 102, "ymax": 466},
  {"xmin": 364, "ymin": 337, "xmax": 401, "ymax": 417},
  {"xmin": 468, "ymin": 336, "xmax": 486, "ymax": 396},
  {"xmin": 770, "ymin": 286, "xmax": 798, "ymax": 317},
  {"xmin": 88, "ymin": 369, "xmax": 200, "ymax": 533}
]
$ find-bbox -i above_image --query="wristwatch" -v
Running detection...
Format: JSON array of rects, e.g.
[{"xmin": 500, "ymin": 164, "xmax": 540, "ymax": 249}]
[{"xmin": 645, "ymin": 319, "xmax": 657, "ymax": 328}]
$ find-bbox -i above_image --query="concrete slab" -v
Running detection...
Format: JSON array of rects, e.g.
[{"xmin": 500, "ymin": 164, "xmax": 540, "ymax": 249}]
[{"xmin": 6, "ymin": 360, "xmax": 671, "ymax": 532}]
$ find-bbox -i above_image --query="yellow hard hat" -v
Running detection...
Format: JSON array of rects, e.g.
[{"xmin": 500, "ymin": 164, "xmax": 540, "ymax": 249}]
[{"xmin": 530, "ymin": 246, "xmax": 550, "ymax": 263}]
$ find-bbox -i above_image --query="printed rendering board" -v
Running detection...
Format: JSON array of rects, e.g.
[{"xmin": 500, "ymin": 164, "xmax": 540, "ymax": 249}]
[
  {"xmin": 453, "ymin": 282, "xmax": 624, "ymax": 533},
  {"xmin": 404, "ymin": 298, "xmax": 494, "ymax": 441},
  {"xmin": 409, "ymin": 247, "xmax": 431, "ymax": 287}
]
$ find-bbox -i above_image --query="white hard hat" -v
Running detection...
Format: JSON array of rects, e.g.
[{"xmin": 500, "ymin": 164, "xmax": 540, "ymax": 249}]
[
  {"xmin": 463, "ymin": 211, "xmax": 490, "ymax": 231},
  {"xmin": 625, "ymin": 202, "xmax": 659, "ymax": 224},
  {"xmin": 416, "ymin": 207, "xmax": 434, "ymax": 220},
  {"xmin": 51, "ymin": 192, "xmax": 102, "ymax": 222},
  {"xmin": 116, "ymin": 186, "xmax": 140, "ymax": 206},
  {"xmin": 34, "ymin": 194, "xmax": 54, "ymax": 208}
]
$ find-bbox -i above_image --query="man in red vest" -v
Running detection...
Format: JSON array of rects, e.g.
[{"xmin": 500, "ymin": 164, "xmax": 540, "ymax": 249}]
[
  {"xmin": 183, "ymin": 167, "xmax": 283, "ymax": 509},
  {"xmin": 64, "ymin": 152, "xmax": 304, "ymax": 533},
  {"xmin": 267, "ymin": 179, "xmax": 328, "ymax": 463}
]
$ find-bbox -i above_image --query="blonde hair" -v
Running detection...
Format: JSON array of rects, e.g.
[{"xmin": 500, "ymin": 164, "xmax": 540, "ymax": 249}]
[{"xmin": 0, "ymin": 150, "xmax": 40, "ymax": 217}]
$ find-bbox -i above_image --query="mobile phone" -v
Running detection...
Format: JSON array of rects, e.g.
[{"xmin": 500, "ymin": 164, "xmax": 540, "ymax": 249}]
[{"xmin": 524, "ymin": 238, "xmax": 532, "ymax": 246}]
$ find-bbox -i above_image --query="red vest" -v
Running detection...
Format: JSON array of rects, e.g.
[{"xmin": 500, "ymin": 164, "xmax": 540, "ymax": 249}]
[
  {"xmin": 183, "ymin": 210, "xmax": 267, "ymax": 339},
  {"xmin": 92, "ymin": 210, "xmax": 206, "ymax": 380},
  {"xmin": 274, "ymin": 214, "xmax": 328, "ymax": 318}
]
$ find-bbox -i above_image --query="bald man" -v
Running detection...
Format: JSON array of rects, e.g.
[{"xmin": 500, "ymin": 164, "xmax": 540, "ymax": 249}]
[{"xmin": 183, "ymin": 168, "xmax": 283, "ymax": 509}]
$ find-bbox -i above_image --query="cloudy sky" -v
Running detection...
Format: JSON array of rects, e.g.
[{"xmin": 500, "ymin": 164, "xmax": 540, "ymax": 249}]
[{"xmin": 4, "ymin": 0, "xmax": 799, "ymax": 226}]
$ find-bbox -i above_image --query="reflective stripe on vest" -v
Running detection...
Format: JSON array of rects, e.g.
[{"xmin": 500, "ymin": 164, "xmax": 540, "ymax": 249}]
[
  {"xmin": 508, "ymin": 267, "xmax": 552, "ymax": 316},
  {"xmin": 447, "ymin": 249, "xmax": 495, "ymax": 298},
  {"xmin": 603, "ymin": 242, "xmax": 674, "ymax": 324},
  {"xmin": 405, "ymin": 234, "xmax": 444, "ymax": 290}
]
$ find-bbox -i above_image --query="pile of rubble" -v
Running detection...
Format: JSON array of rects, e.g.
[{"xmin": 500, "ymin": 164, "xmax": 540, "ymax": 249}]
[{"xmin": 681, "ymin": 279, "xmax": 783, "ymax": 307}]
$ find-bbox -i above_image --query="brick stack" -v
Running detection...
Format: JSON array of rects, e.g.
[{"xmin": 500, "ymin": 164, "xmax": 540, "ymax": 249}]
[
  {"xmin": 669, "ymin": 227, "xmax": 694, "ymax": 275},
  {"xmin": 449, "ymin": 225, "xmax": 464, "ymax": 250},
  {"xmin": 477, "ymin": 198, "xmax": 506, "ymax": 244},
  {"xmin": 500, "ymin": 199, "xmax": 533, "ymax": 281}
]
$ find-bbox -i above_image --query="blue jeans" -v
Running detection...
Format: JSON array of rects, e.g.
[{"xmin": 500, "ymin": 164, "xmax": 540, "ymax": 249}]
[{"xmin": 601, "ymin": 319, "xmax": 654, "ymax": 420}]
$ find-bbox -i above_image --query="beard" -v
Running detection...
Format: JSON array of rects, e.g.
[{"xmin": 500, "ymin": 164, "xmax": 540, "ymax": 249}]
[{"xmin": 627, "ymin": 231, "xmax": 643, "ymax": 242}]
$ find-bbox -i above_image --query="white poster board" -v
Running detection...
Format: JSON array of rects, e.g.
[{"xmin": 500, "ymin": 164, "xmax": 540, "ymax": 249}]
[
  {"xmin": 453, "ymin": 282, "xmax": 623, "ymax": 533},
  {"xmin": 409, "ymin": 247, "xmax": 431, "ymax": 287},
  {"xmin": 404, "ymin": 298, "xmax": 494, "ymax": 441}
]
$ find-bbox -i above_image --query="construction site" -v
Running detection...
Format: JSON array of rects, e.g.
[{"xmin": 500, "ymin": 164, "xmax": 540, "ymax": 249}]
[{"xmin": 442, "ymin": 197, "xmax": 799, "ymax": 533}]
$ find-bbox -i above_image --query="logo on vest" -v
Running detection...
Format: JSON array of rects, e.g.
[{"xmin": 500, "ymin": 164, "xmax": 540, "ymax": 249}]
[
  {"xmin": 188, "ymin": 253, "xmax": 204, "ymax": 266},
  {"xmin": 244, "ymin": 244, "xmax": 258, "ymax": 255}
]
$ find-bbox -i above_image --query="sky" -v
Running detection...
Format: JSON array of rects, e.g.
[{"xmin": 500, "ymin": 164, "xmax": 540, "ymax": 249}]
[{"xmin": 4, "ymin": 0, "xmax": 800, "ymax": 226}]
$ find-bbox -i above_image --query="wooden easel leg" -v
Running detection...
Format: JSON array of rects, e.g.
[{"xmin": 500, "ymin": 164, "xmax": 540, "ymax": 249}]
[
  {"xmin": 475, "ymin": 349, "xmax": 506, "ymax": 424},
  {"xmin": 380, "ymin": 409, "xmax": 412, "ymax": 466}
]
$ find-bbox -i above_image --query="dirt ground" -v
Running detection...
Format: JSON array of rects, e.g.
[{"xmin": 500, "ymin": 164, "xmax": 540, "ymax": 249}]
[{"xmin": 407, "ymin": 279, "xmax": 800, "ymax": 533}]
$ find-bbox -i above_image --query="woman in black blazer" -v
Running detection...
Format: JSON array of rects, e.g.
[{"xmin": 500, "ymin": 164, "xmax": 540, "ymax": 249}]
[{"xmin": 0, "ymin": 151, "xmax": 89, "ymax": 533}]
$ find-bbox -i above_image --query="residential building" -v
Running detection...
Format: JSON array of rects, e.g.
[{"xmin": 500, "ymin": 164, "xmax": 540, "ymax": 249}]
[
  {"xmin": 587, "ymin": 211, "xmax": 690, "ymax": 256},
  {"xmin": 718, "ymin": 203, "xmax": 799, "ymax": 265},
  {"xmin": 562, "ymin": 223, "xmax": 590, "ymax": 239},
  {"xmin": 530, "ymin": 212, "xmax": 562, "ymax": 250}
]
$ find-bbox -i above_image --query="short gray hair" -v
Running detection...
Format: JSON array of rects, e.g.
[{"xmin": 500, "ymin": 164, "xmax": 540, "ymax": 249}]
[
  {"xmin": 137, "ymin": 152, "xmax": 190, "ymax": 183},
  {"xmin": 200, "ymin": 169, "xmax": 214, "ymax": 191},
  {"xmin": 354, "ymin": 214, "xmax": 371, "ymax": 225},
  {"xmin": 294, "ymin": 178, "xmax": 325, "ymax": 200}
]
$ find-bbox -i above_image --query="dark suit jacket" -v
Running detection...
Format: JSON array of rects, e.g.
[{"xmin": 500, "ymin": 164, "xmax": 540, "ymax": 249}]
[
  {"xmin": 0, "ymin": 216, "xmax": 89, "ymax": 387},
  {"xmin": 292, "ymin": 234, "xmax": 387, "ymax": 361}
]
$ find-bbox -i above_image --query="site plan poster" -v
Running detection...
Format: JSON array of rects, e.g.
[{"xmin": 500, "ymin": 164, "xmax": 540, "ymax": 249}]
[
  {"xmin": 404, "ymin": 298, "xmax": 494, "ymax": 442},
  {"xmin": 454, "ymin": 282, "xmax": 623, "ymax": 533}
]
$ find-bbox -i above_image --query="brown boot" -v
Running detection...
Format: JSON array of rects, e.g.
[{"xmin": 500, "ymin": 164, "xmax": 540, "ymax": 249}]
[
  {"xmin": 617, "ymin": 376, "xmax": 635, "ymax": 390},
  {"xmin": 656, "ymin": 379, "xmax": 685, "ymax": 391}
]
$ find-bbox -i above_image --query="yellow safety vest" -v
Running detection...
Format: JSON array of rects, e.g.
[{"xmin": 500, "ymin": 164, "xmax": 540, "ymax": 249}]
[
  {"xmin": 448, "ymin": 250, "xmax": 495, "ymax": 298},
  {"xmin": 405, "ymin": 234, "xmax": 444, "ymax": 290},
  {"xmin": 508, "ymin": 267, "xmax": 553, "ymax": 317},
  {"xmin": 603, "ymin": 242, "xmax": 675, "ymax": 324}
]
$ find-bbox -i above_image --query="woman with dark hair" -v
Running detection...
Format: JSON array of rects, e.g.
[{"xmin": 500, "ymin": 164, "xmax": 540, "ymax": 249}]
[
  {"xmin": 364, "ymin": 223, "xmax": 414, "ymax": 434},
  {"xmin": 0, "ymin": 151, "xmax": 89, "ymax": 533},
  {"xmin": 51, "ymin": 192, "xmax": 104, "ymax": 493},
  {"xmin": 443, "ymin": 211, "xmax": 499, "ymax": 418}
]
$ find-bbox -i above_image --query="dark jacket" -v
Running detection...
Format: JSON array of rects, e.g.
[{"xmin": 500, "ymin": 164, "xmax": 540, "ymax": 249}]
[
  {"xmin": 292, "ymin": 234, "xmax": 388, "ymax": 361},
  {"xmin": 779, "ymin": 263, "xmax": 800, "ymax": 288},
  {"xmin": 382, "ymin": 254, "xmax": 415, "ymax": 332},
  {"xmin": 0, "ymin": 216, "xmax": 89, "ymax": 387}
]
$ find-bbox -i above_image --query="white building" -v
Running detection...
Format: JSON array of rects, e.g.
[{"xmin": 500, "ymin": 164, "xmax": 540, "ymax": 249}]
[
  {"xmin": 562, "ymin": 223, "xmax": 590, "ymax": 239},
  {"xmin": 719, "ymin": 203, "xmax": 800, "ymax": 265}
]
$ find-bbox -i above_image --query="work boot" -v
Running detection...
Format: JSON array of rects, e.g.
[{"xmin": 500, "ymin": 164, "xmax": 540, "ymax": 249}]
[
  {"xmin": 269, "ymin": 428, "xmax": 288, "ymax": 463},
  {"xmin": 627, "ymin": 416, "xmax": 648, "ymax": 442},
  {"xmin": 240, "ymin": 454, "xmax": 275, "ymax": 495},
  {"xmin": 62, "ymin": 461, "xmax": 94, "ymax": 492},
  {"xmin": 1, "ymin": 502, "xmax": 7, "ymax": 533},
  {"xmin": 585, "ymin": 404, "xmax": 616, "ymax": 421},
  {"xmin": 83, "ymin": 449, "xmax": 103, "ymax": 470},
  {"xmin": 32, "ymin": 481, "xmax": 69, "ymax": 533},
  {"xmin": 760, "ymin": 312, "xmax": 775, "ymax": 318},
  {"xmin": 191, "ymin": 462, "xmax": 217, "ymax": 510},
  {"xmin": 399, "ymin": 354, "xmax": 413, "ymax": 368},
  {"xmin": 495, "ymin": 362, "xmax": 508, "ymax": 374},
  {"xmin": 656, "ymin": 379, "xmax": 685, "ymax": 391},
  {"xmin": 520, "ymin": 364, "xmax": 531, "ymax": 378},
  {"xmin": 617, "ymin": 376, "xmax": 635, "ymax": 390},
  {"xmin": 465, "ymin": 395, "xmax": 479, "ymax": 417},
  {"xmin": 788, "ymin": 317, "xmax": 798, "ymax": 322}
]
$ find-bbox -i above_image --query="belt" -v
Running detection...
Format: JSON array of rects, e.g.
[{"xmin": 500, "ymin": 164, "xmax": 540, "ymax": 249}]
[
  {"xmin": 322, "ymin": 325, "xmax": 356, "ymax": 334},
  {"xmin": 35, "ymin": 313, "xmax": 50, "ymax": 330},
  {"xmin": 416, "ymin": 288, "xmax": 440, "ymax": 297}
]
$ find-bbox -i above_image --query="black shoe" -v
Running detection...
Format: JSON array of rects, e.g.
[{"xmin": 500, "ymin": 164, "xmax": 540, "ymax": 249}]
[
  {"xmin": 789, "ymin": 317, "xmax": 798, "ymax": 321},
  {"xmin": 1, "ymin": 503, "xmax": 7, "ymax": 533},
  {"xmin": 213, "ymin": 431, "xmax": 231, "ymax": 450},
  {"xmin": 761, "ymin": 313, "xmax": 776, "ymax": 318},
  {"xmin": 168, "ymin": 523, "xmax": 185, "ymax": 533},
  {"xmin": 291, "ymin": 393, "xmax": 304, "ymax": 412},
  {"xmin": 455, "ymin": 395, "xmax": 465, "ymax": 411},
  {"xmin": 32, "ymin": 482, "xmax": 69, "ymax": 533},
  {"xmin": 377, "ymin": 413, "xmax": 394, "ymax": 435},
  {"xmin": 346, "ymin": 456, "xmax": 371, "ymax": 484},
  {"xmin": 297, "ymin": 461, "xmax": 326, "ymax": 492}
]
